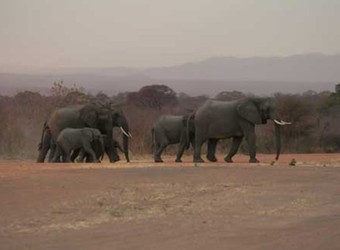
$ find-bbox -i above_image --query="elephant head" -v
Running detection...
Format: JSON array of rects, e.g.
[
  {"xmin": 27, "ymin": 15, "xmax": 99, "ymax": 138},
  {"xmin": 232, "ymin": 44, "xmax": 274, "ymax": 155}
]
[
  {"xmin": 111, "ymin": 109, "xmax": 131, "ymax": 163},
  {"xmin": 237, "ymin": 98, "xmax": 291, "ymax": 160},
  {"xmin": 83, "ymin": 128, "xmax": 105, "ymax": 155},
  {"xmin": 80, "ymin": 103, "xmax": 130, "ymax": 162}
]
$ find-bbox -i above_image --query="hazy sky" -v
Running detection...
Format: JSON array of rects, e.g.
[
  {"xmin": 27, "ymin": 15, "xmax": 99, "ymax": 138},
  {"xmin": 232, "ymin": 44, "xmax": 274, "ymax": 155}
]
[{"xmin": 1, "ymin": 0, "xmax": 340, "ymax": 71}]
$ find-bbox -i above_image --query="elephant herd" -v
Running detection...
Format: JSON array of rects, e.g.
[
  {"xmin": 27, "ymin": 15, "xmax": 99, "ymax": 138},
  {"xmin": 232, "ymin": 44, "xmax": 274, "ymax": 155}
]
[
  {"xmin": 37, "ymin": 97, "xmax": 291, "ymax": 164},
  {"xmin": 37, "ymin": 102, "xmax": 131, "ymax": 163}
]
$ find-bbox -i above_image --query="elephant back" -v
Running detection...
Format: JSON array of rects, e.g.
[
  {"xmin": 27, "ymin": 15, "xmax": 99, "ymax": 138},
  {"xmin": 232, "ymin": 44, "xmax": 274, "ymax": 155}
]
[{"xmin": 48, "ymin": 104, "xmax": 105, "ymax": 140}]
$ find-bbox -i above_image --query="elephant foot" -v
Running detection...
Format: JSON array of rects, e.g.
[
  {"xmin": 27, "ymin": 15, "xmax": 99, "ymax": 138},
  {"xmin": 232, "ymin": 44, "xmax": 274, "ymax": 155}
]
[
  {"xmin": 154, "ymin": 158, "xmax": 163, "ymax": 163},
  {"xmin": 249, "ymin": 158, "xmax": 260, "ymax": 163},
  {"xmin": 224, "ymin": 157, "xmax": 233, "ymax": 163},
  {"xmin": 175, "ymin": 159, "xmax": 182, "ymax": 163},
  {"xmin": 193, "ymin": 157, "xmax": 204, "ymax": 163},
  {"xmin": 207, "ymin": 155, "xmax": 218, "ymax": 162}
]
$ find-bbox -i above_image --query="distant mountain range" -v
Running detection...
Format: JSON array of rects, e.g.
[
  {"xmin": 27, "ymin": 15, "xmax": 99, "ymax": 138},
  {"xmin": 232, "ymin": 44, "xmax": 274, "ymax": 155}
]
[{"xmin": 1, "ymin": 53, "xmax": 339, "ymax": 96}]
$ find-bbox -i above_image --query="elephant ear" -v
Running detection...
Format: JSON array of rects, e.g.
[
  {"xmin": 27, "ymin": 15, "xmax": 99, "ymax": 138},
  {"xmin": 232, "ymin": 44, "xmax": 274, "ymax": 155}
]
[
  {"xmin": 79, "ymin": 104, "xmax": 98, "ymax": 127},
  {"xmin": 98, "ymin": 110, "xmax": 110, "ymax": 124},
  {"xmin": 83, "ymin": 128, "xmax": 95, "ymax": 141},
  {"xmin": 237, "ymin": 100, "xmax": 262, "ymax": 124},
  {"xmin": 94, "ymin": 129, "xmax": 103, "ymax": 139}
]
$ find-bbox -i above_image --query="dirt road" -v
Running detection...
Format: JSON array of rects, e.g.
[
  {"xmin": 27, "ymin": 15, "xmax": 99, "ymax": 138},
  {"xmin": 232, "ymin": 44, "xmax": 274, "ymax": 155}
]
[{"xmin": 1, "ymin": 154, "xmax": 340, "ymax": 250}]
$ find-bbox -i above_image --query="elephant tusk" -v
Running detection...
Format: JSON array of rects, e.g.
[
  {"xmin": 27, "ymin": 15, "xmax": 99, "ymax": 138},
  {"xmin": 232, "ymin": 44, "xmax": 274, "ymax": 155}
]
[
  {"xmin": 274, "ymin": 120, "xmax": 285, "ymax": 126},
  {"xmin": 128, "ymin": 132, "xmax": 132, "ymax": 138},
  {"xmin": 274, "ymin": 119, "xmax": 292, "ymax": 126},
  {"xmin": 280, "ymin": 120, "xmax": 292, "ymax": 125},
  {"xmin": 120, "ymin": 126, "xmax": 131, "ymax": 137}
]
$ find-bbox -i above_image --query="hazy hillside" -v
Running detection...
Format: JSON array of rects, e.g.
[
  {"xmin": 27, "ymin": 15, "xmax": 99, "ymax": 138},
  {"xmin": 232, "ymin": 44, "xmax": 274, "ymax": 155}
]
[
  {"xmin": 145, "ymin": 53, "xmax": 340, "ymax": 82},
  {"xmin": 1, "ymin": 53, "xmax": 338, "ymax": 96}
]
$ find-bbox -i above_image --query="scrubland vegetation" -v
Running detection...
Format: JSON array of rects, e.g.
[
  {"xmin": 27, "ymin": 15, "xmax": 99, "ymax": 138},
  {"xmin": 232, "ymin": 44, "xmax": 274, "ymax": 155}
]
[{"xmin": 0, "ymin": 82, "xmax": 339, "ymax": 160}]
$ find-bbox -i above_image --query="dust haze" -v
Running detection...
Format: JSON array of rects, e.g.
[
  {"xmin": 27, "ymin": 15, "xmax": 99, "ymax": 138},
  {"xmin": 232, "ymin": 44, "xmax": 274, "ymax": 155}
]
[{"xmin": 1, "ymin": 0, "xmax": 340, "ymax": 96}]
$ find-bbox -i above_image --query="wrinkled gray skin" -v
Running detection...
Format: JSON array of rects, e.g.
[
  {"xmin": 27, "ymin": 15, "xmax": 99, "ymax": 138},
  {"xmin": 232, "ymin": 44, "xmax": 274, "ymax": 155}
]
[
  {"xmin": 193, "ymin": 97, "xmax": 282, "ymax": 163},
  {"xmin": 37, "ymin": 103, "xmax": 130, "ymax": 163},
  {"xmin": 52, "ymin": 128, "xmax": 105, "ymax": 163},
  {"xmin": 73, "ymin": 138, "xmax": 123, "ymax": 163},
  {"xmin": 152, "ymin": 114, "xmax": 195, "ymax": 162}
]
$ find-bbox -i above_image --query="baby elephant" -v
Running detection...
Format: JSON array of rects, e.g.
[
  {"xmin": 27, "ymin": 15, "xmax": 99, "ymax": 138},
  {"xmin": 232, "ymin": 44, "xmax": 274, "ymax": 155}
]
[
  {"xmin": 52, "ymin": 128, "xmax": 104, "ymax": 163},
  {"xmin": 152, "ymin": 114, "xmax": 195, "ymax": 163}
]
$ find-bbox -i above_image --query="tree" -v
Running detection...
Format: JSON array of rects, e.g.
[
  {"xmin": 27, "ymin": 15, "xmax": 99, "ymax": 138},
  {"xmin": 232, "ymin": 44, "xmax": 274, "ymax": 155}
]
[
  {"xmin": 275, "ymin": 94, "xmax": 318, "ymax": 152},
  {"xmin": 215, "ymin": 91, "xmax": 246, "ymax": 101},
  {"xmin": 50, "ymin": 81, "xmax": 88, "ymax": 106},
  {"xmin": 127, "ymin": 84, "xmax": 178, "ymax": 110}
]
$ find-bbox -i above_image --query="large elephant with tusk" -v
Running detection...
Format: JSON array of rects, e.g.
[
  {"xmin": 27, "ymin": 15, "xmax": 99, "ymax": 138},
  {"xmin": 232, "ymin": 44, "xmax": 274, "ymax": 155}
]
[
  {"xmin": 37, "ymin": 102, "xmax": 131, "ymax": 163},
  {"xmin": 193, "ymin": 97, "xmax": 291, "ymax": 163}
]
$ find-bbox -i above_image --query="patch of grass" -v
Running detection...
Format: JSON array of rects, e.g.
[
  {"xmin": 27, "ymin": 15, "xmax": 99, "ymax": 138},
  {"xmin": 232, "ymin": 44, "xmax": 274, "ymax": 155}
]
[
  {"xmin": 107, "ymin": 209, "xmax": 124, "ymax": 217},
  {"xmin": 107, "ymin": 205, "xmax": 145, "ymax": 218},
  {"xmin": 97, "ymin": 198, "xmax": 107, "ymax": 208},
  {"xmin": 289, "ymin": 158, "xmax": 297, "ymax": 166}
]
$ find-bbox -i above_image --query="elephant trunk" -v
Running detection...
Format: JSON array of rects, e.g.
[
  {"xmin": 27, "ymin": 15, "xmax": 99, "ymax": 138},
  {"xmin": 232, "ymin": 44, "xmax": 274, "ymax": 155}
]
[
  {"xmin": 151, "ymin": 128, "xmax": 154, "ymax": 153},
  {"xmin": 123, "ymin": 132, "xmax": 130, "ymax": 162},
  {"xmin": 100, "ymin": 138, "xmax": 105, "ymax": 161},
  {"xmin": 186, "ymin": 113, "xmax": 195, "ymax": 149},
  {"xmin": 119, "ymin": 121, "xmax": 130, "ymax": 162},
  {"xmin": 274, "ymin": 123, "xmax": 281, "ymax": 160}
]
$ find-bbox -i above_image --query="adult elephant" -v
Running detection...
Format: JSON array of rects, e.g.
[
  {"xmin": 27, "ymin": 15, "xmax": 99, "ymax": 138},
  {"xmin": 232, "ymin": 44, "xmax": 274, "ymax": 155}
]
[
  {"xmin": 193, "ymin": 97, "xmax": 291, "ymax": 163},
  {"xmin": 37, "ymin": 102, "xmax": 131, "ymax": 163},
  {"xmin": 152, "ymin": 114, "xmax": 195, "ymax": 162}
]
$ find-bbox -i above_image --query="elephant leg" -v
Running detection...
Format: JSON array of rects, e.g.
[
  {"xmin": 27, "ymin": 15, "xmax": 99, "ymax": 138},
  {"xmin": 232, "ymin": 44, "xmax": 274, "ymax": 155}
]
[
  {"xmin": 71, "ymin": 148, "xmax": 81, "ymax": 162},
  {"xmin": 105, "ymin": 145, "xmax": 120, "ymax": 163},
  {"xmin": 110, "ymin": 146, "xmax": 120, "ymax": 162},
  {"xmin": 206, "ymin": 139, "xmax": 218, "ymax": 162},
  {"xmin": 75, "ymin": 148, "xmax": 87, "ymax": 162},
  {"xmin": 64, "ymin": 153, "xmax": 72, "ymax": 163},
  {"xmin": 154, "ymin": 142, "xmax": 168, "ymax": 163},
  {"xmin": 51, "ymin": 145, "xmax": 62, "ymax": 162},
  {"xmin": 243, "ymin": 126, "xmax": 259, "ymax": 163},
  {"xmin": 176, "ymin": 142, "xmax": 187, "ymax": 162},
  {"xmin": 225, "ymin": 136, "xmax": 243, "ymax": 163},
  {"xmin": 37, "ymin": 132, "xmax": 51, "ymax": 163},
  {"xmin": 85, "ymin": 154, "xmax": 93, "ymax": 162},
  {"xmin": 153, "ymin": 131, "xmax": 168, "ymax": 163},
  {"xmin": 193, "ymin": 132, "xmax": 205, "ymax": 163},
  {"xmin": 48, "ymin": 142, "xmax": 57, "ymax": 162},
  {"xmin": 83, "ymin": 142, "xmax": 100, "ymax": 163},
  {"xmin": 80, "ymin": 150, "xmax": 88, "ymax": 162},
  {"xmin": 37, "ymin": 144, "xmax": 50, "ymax": 163}
]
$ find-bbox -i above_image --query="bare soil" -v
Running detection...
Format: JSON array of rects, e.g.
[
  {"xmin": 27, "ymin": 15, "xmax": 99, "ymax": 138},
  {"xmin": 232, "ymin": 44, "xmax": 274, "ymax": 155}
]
[{"xmin": 1, "ymin": 153, "xmax": 340, "ymax": 250}]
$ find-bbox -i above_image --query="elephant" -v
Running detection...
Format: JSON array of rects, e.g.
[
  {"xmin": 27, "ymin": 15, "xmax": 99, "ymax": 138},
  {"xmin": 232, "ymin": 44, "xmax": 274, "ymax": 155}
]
[
  {"xmin": 152, "ymin": 114, "xmax": 195, "ymax": 162},
  {"xmin": 193, "ymin": 97, "xmax": 291, "ymax": 163},
  {"xmin": 37, "ymin": 102, "xmax": 131, "ymax": 163},
  {"xmin": 52, "ymin": 127, "xmax": 105, "ymax": 163},
  {"xmin": 72, "ymin": 137, "xmax": 123, "ymax": 163}
]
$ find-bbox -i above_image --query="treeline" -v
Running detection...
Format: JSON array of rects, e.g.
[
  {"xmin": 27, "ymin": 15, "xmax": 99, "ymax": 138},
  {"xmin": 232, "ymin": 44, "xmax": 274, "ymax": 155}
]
[{"xmin": 0, "ymin": 82, "xmax": 339, "ymax": 160}]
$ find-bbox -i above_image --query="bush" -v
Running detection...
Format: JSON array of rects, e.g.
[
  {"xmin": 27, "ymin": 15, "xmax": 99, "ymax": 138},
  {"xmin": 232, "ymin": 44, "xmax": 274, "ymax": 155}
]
[{"xmin": 0, "ymin": 84, "xmax": 338, "ymax": 160}]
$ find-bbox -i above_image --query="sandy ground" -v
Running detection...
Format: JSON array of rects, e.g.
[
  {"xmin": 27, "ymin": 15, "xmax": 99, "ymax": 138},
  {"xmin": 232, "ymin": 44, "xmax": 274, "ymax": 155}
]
[{"xmin": 1, "ymin": 153, "xmax": 340, "ymax": 250}]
